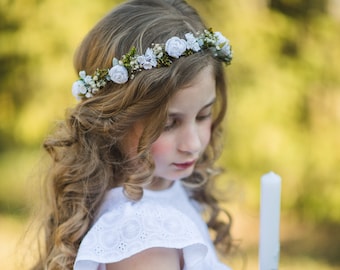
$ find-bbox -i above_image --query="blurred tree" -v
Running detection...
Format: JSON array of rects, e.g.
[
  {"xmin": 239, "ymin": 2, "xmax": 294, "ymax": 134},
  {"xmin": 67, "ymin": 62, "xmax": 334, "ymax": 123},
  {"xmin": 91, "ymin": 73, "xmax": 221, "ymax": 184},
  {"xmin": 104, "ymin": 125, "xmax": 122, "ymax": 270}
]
[
  {"xmin": 269, "ymin": 0, "xmax": 328, "ymax": 18},
  {"xmin": 0, "ymin": 5, "xmax": 35, "ymax": 151},
  {"xmin": 0, "ymin": 0, "xmax": 339, "ymax": 226}
]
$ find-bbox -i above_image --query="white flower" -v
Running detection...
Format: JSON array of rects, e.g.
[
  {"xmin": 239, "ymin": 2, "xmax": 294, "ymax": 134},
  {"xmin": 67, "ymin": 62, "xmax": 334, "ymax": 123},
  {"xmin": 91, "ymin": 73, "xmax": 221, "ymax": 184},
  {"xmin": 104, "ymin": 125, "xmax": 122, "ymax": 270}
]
[
  {"xmin": 84, "ymin": 75, "xmax": 92, "ymax": 84},
  {"xmin": 130, "ymin": 59, "xmax": 139, "ymax": 71},
  {"xmin": 165, "ymin": 37, "xmax": 187, "ymax": 58},
  {"xmin": 137, "ymin": 55, "xmax": 146, "ymax": 65},
  {"xmin": 197, "ymin": 38, "xmax": 204, "ymax": 47},
  {"xmin": 214, "ymin": 32, "xmax": 231, "ymax": 56},
  {"xmin": 112, "ymin": 58, "xmax": 119, "ymax": 66},
  {"xmin": 185, "ymin": 33, "xmax": 201, "ymax": 52},
  {"xmin": 108, "ymin": 64, "xmax": 129, "ymax": 84},
  {"xmin": 137, "ymin": 55, "xmax": 153, "ymax": 70},
  {"xmin": 72, "ymin": 80, "xmax": 87, "ymax": 98},
  {"xmin": 79, "ymin": 71, "xmax": 86, "ymax": 79},
  {"xmin": 72, "ymin": 30, "xmax": 232, "ymax": 101},
  {"xmin": 137, "ymin": 48, "xmax": 157, "ymax": 69},
  {"xmin": 144, "ymin": 48, "xmax": 157, "ymax": 68},
  {"xmin": 153, "ymin": 44, "xmax": 164, "ymax": 58},
  {"xmin": 85, "ymin": 92, "xmax": 93, "ymax": 98},
  {"xmin": 89, "ymin": 80, "xmax": 96, "ymax": 88}
]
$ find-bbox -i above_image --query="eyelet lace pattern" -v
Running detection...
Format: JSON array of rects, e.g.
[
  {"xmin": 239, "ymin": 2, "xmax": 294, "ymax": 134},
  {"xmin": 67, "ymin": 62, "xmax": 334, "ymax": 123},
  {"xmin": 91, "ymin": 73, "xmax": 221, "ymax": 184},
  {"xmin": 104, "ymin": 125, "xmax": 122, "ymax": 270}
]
[{"xmin": 74, "ymin": 181, "xmax": 231, "ymax": 270}]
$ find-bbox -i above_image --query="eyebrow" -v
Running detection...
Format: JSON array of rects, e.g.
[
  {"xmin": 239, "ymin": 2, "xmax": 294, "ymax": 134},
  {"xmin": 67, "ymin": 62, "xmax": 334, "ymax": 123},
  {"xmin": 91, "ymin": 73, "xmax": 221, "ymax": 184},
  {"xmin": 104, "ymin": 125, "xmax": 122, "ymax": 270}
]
[
  {"xmin": 168, "ymin": 97, "xmax": 216, "ymax": 117},
  {"xmin": 202, "ymin": 97, "xmax": 216, "ymax": 110}
]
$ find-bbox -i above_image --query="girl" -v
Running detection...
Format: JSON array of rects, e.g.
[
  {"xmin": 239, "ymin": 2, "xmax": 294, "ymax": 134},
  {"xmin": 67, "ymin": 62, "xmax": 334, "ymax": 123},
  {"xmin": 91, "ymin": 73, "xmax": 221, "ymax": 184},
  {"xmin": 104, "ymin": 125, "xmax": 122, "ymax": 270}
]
[{"xmin": 32, "ymin": 0, "xmax": 234, "ymax": 269}]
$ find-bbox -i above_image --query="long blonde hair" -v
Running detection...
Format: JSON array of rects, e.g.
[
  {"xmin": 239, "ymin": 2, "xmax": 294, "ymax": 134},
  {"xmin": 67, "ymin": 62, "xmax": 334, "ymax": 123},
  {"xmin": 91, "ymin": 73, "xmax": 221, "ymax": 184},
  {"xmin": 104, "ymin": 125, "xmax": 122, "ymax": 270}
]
[{"xmin": 32, "ymin": 0, "xmax": 232, "ymax": 269}]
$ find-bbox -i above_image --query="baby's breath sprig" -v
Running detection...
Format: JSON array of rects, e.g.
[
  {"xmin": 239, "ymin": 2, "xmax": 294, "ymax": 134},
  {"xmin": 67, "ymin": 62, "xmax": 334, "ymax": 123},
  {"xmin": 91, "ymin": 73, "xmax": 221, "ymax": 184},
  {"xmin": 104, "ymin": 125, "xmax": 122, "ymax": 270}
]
[{"xmin": 72, "ymin": 29, "xmax": 232, "ymax": 100}]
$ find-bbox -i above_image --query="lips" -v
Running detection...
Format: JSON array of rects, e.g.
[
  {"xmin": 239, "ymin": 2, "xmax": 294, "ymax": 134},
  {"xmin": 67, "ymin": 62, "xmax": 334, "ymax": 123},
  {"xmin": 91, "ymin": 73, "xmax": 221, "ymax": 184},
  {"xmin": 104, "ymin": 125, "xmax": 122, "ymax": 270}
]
[{"xmin": 173, "ymin": 160, "xmax": 196, "ymax": 170}]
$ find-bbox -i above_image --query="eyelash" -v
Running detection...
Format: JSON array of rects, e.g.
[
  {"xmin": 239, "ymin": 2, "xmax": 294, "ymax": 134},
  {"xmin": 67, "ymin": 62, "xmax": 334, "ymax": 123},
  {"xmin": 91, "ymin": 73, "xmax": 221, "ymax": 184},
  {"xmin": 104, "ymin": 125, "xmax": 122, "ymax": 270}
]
[
  {"xmin": 197, "ymin": 112, "xmax": 212, "ymax": 121},
  {"xmin": 163, "ymin": 112, "xmax": 212, "ymax": 131}
]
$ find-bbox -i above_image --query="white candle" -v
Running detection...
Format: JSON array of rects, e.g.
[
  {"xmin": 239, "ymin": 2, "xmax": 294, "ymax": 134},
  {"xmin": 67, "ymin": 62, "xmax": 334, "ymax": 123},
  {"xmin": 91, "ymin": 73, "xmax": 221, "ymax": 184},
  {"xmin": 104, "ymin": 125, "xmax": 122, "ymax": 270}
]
[{"xmin": 259, "ymin": 171, "xmax": 281, "ymax": 270}]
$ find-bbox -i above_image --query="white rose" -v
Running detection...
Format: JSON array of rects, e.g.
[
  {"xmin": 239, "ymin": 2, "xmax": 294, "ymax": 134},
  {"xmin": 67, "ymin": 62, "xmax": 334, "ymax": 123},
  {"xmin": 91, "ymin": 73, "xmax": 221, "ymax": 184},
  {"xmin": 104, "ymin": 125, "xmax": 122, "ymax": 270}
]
[
  {"xmin": 185, "ymin": 33, "xmax": 201, "ymax": 52},
  {"xmin": 72, "ymin": 80, "xmax": 87, "ymax": 98},
  {"xmin": 214, "ymin": 32, "xmax": 231, "ymax": 56},
  {"xmin": 108, "ymin": 65, "xmax": 129, "ymax": 84},
  {"xmin": 165, "ymin": 37, "xmax": 187, "ymax": 58}
]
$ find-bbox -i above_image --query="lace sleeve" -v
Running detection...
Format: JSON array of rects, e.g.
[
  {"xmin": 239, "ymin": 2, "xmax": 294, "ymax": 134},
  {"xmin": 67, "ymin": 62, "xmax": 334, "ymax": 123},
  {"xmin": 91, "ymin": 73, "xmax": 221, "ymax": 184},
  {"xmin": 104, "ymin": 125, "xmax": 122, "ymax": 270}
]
[{"xmin": 74, "ymin": 200, "xmax": 208, "ymax": 270}]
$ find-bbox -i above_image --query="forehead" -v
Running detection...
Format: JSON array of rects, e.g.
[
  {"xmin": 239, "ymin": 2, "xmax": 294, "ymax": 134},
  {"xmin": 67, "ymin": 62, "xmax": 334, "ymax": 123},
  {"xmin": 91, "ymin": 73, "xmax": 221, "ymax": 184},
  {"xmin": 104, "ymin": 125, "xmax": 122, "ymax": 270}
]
[{"xmin": 168, "ymin": 65, "xmax": 216, "ymax": 112}]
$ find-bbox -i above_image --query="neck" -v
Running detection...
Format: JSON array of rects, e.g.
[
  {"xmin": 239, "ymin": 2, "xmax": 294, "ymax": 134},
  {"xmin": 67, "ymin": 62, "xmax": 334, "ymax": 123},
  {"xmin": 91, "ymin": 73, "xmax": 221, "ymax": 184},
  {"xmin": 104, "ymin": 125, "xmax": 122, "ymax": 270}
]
[{"xmin": 144, "ymin": 177, "xmax": 176, "ymax": 191}]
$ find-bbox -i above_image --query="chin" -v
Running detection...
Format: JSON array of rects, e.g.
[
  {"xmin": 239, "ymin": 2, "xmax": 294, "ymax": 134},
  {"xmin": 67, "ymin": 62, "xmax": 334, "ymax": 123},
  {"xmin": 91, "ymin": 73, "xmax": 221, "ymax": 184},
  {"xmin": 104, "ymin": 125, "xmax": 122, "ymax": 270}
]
[
  {"xmin": 171, "ymin": 170, "xmax": 195, "ymax": 180},
  {"xmin": 155, "ymin": 167, "xmax": 195, "ymax": 181}
]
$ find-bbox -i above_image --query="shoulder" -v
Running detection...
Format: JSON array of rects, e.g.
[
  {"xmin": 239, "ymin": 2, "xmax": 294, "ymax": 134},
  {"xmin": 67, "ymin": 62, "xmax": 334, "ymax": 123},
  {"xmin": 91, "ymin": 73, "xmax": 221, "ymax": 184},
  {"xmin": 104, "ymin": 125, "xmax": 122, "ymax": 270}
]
[
  {"xmin": 106, "ymin": 247, "xmax": 183, "ymax": 270},
  {"xmin": 74, "ymin": 190, "xmax": 207, "ymax": 269}
]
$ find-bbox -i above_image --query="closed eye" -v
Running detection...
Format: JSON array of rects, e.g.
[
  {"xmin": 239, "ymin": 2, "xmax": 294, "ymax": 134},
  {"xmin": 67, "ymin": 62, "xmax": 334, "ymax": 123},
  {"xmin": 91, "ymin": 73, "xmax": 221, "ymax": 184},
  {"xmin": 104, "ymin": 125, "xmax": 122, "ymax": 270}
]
[
  {"xmin": 164, "ymin": 96, "xmax": 216, "ymax": 131},
  {"xmin": 164, "ymin": 117, "xmax": 179, "ymax": 131},
  {"xmin": 196, "ymin": 112, "xmax": 212, "ymax": 121}
]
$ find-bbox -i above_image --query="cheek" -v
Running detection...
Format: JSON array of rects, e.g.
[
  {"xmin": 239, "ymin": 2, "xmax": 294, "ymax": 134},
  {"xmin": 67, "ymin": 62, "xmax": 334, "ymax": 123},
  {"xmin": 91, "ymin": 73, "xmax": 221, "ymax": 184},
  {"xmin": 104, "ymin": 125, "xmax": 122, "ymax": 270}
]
[
  {"xmin": 201, "ymin": 120, "xmax": 212, "ymax": 148},
  {"xmin": 150, "ymin": 135, "xmax": 172, "ymax": 160}
]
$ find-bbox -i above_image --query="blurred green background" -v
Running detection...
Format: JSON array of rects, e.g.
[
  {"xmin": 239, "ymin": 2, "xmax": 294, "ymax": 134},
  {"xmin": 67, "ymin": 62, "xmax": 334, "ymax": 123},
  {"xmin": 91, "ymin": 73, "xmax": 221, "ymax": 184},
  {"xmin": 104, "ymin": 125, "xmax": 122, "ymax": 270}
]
[{"xmin": 0, "ymin": 0, "xmax": 339, "ymax": 269}]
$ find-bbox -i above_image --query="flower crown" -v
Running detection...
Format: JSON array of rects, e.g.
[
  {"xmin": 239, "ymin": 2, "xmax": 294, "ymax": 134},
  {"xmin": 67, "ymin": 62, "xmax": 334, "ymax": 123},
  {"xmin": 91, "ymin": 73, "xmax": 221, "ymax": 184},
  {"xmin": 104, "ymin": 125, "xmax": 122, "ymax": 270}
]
[{"xmin": 72, "ymin": 29, "xmax": 232, "ymax": 99}]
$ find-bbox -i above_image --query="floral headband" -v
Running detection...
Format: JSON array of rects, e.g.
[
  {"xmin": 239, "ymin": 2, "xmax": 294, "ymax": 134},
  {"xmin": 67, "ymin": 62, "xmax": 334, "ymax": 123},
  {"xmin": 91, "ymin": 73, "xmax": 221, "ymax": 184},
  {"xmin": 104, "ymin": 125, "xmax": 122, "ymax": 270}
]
[{"xmin": 72, "ymin": 29, "xmax": 232, "ymax": 100}]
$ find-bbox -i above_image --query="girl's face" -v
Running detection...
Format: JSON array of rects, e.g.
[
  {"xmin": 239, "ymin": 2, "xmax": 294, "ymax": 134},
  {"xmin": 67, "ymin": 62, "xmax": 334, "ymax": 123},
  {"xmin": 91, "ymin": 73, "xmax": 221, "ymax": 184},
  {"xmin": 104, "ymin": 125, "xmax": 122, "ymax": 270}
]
[{"xmin": 148, "ymin": 65, "xmax": 216, "ymax": 190}]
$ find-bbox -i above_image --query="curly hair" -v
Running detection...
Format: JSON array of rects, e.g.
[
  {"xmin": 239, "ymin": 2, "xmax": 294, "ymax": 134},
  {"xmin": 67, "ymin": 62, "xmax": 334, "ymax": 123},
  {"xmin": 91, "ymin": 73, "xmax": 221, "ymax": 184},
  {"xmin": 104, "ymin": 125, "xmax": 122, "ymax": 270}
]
[{"xmin": 31, "ymin": 0, "xmax": 233, "ymax": 269}]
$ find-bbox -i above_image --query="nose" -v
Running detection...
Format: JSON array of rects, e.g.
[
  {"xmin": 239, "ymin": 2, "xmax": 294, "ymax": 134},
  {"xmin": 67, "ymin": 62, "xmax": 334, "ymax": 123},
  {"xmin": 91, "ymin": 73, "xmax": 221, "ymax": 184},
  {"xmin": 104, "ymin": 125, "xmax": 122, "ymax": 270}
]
[{"xmin": 177, "ymin": 124, "xmax": 202, "ymax": 155}]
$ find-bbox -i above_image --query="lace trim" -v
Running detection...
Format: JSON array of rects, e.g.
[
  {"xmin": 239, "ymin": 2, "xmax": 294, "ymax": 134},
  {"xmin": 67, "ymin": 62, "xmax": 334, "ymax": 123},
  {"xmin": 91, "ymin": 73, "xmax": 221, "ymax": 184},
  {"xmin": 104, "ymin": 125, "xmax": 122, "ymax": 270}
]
[{"xmin": 74, "ymin": 199, "xmax": 208, "ymax": 270}]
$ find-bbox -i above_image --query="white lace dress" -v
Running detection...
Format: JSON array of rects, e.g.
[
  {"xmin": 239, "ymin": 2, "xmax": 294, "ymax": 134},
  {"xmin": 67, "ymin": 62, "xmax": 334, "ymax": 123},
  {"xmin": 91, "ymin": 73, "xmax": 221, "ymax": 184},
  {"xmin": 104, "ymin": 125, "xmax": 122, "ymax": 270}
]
[{"xmin": 74, "ymin": 181, "xmax": 231, "ymax": 270}]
